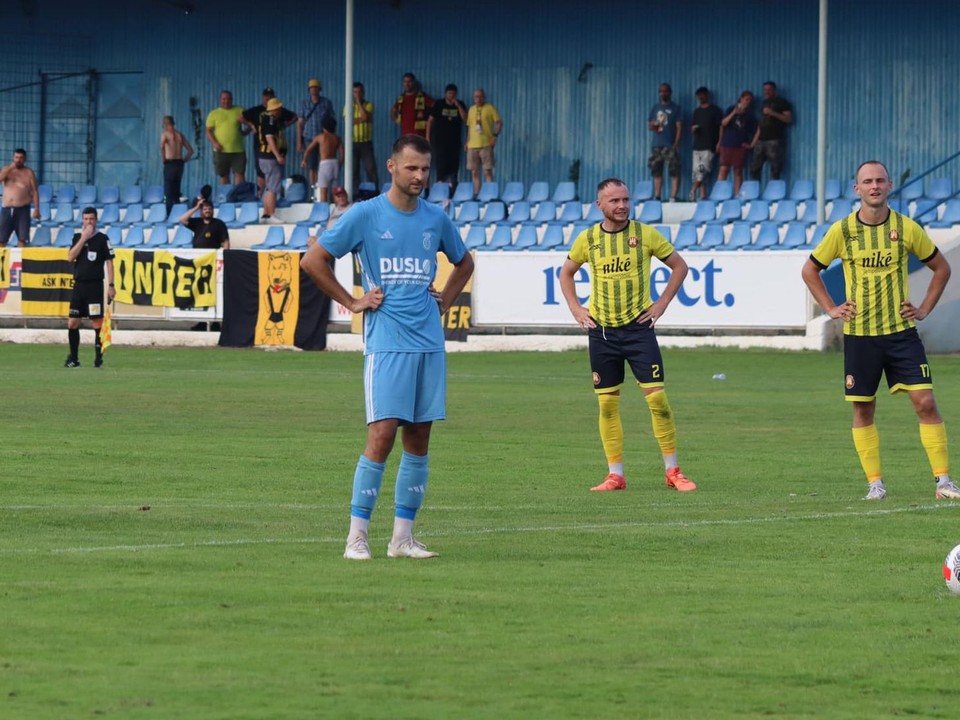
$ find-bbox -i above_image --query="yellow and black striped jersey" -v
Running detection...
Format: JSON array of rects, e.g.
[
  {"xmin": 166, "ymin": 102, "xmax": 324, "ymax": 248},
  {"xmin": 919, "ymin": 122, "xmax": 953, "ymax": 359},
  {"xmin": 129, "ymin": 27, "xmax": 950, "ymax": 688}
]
[
  {"xmin": 811, "ymin": 210, "xmax": 938, "ymax": 336},
  {"xmin": 568, "ymin": 221, "xmax": 674, "ymax": 327}
]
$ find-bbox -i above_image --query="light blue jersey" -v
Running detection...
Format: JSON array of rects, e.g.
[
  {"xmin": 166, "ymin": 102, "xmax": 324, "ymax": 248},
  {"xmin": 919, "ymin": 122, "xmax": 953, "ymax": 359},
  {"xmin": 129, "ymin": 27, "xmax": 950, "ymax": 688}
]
[{"xmin": 321, "ymin": 194, "xmax": 467, "ymax": 353}]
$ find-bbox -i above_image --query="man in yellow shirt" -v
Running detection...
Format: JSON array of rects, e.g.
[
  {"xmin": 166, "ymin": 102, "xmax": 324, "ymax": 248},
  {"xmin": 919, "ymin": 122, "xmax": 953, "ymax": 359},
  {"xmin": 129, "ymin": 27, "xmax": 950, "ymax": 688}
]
[
  {"xmin": 205, "ymin": 90, "xmax": 246, "ymax": 186},
  {"xmin": 465, "ymin": 88, "xmax": 502, "ymax": 196}
]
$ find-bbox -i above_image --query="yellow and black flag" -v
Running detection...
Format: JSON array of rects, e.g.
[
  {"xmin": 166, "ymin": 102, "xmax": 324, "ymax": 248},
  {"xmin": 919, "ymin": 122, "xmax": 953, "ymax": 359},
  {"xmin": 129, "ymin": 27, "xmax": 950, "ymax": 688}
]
[
  {"xmin": 20, "ymin": 248, "xmax": 74, "ymax": 316},
  {"xmin": 219, "ymin": 250, "xmax": 331, "ymax": 350},
  {"xmin": 114, "ymin": 249, "xmax": 216, "ymax": 308}
]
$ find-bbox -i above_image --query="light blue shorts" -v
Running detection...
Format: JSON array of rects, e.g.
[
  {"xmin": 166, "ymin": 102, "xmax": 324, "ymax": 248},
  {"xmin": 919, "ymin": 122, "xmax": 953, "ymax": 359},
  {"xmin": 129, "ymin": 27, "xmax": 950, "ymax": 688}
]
[{"xmin": 364, "ymin": 351, "xmax": 447, "ymax": 425}]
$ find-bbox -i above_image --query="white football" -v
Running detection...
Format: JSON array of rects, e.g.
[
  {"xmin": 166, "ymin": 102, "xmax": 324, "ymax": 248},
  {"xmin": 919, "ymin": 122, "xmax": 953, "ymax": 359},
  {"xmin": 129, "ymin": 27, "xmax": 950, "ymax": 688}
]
[{"xmin": 944, "ymin": 544, "xmax": 960, "ymax": 595}]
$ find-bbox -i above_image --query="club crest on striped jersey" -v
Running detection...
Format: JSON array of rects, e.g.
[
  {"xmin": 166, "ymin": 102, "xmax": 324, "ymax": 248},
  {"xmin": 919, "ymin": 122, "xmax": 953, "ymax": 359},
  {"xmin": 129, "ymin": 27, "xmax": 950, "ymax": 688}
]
[
  {"xmin": 628, "ymin": 236, "xmax": 639, "ymax": 248},
  {"xmin": 845, "ymin": 374, "xmax": 855, "ymax": 389},
  {"xmin": 593, "ymin": 371, "xmax": 601, "ymax": 386},
  {"xmin": 889, "ymin": 229, "xmax": 899, "ymax": 242}
]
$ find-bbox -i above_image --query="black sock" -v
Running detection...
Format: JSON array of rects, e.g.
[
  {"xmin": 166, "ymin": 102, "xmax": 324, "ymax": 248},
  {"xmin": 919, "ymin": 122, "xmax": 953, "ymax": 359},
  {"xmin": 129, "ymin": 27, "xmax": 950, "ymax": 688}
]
[
  {"xmin": 68, "ymin": 328, "xmax": 80, "ymax": 358},
  {"xmin": 94, "ymin": 329, "xmax": 102, "ymax": 357}
]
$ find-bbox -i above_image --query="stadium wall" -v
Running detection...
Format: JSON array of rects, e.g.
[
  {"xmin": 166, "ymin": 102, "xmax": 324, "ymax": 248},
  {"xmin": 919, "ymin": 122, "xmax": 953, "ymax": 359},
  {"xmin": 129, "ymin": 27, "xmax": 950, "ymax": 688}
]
[{"xmin": 2, "ymin": 0, "xmax": 959, "ymax": 198}]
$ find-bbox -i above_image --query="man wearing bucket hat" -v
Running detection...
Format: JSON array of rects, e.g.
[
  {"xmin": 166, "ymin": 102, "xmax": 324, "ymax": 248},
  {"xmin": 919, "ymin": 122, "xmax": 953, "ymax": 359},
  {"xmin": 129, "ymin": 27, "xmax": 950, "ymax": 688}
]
[{"xmin": 257, "ymin": 97, "xmax": 289, "ymax": 223}]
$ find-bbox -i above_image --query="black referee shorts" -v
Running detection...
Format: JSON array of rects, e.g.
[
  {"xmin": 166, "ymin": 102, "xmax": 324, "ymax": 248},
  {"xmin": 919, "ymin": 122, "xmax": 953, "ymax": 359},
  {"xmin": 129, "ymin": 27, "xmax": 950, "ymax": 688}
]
[
  {"xmin": 587, "ymin": 319, "xmax": 665, "ymax": 393},
  {"xmin": 69, "ymin": 280, "xmax": 106, "ymax": 319}
]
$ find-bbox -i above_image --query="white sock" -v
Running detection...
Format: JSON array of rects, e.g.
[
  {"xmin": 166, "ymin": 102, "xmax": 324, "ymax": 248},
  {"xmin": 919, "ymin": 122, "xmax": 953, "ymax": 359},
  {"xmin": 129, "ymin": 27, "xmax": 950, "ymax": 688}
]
[
  {"xmin": 392, "ymin": 517, "xmax": 414, "ymax": 544},
  {"xmin": 608, "ymin": 462, "xmax": 624, "ymax": 477},
  {"xmin": 936, "ymin": 474, "xmax": 952, "ymax": 485},
  {"xmin": 348, "ymin": 516, "xmax": 370, "ymax": 541},
  {"xmin": 663, "ymin": 453, "xmax": 678, "ymax": 471}
]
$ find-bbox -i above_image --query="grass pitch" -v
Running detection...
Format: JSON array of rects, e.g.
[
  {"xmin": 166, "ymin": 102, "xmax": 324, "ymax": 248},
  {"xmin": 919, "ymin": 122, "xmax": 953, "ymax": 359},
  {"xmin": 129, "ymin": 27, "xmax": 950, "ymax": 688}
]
[{"xmin": 2, "ymin": 343, "xmax": 959, "ymax": 719}]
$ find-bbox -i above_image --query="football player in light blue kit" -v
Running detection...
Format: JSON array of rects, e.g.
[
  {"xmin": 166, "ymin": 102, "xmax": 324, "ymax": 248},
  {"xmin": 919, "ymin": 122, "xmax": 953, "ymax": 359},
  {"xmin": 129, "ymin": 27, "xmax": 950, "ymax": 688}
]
[{"xmin": 300, "ymin": 134, "xmax": 474, "ymax": 560}]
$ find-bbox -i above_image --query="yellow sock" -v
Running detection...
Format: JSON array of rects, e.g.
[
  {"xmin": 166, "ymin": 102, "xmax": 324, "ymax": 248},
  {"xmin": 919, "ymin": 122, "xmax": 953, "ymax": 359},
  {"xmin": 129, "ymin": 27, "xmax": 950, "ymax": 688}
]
[
  {"xmin": 598, "ymin": 393, "xmax": 623, "ymax": 467},
  {"xmin": 919, "ymin": 422, "xmax": 949, "ymax": 478},
  {"xmin": 852, "ymin": 424, "xmax": 882, "ymax": 482},
  {"xmin": 645, "ymin": 389, "xmax": 677, "ymax": 456}
]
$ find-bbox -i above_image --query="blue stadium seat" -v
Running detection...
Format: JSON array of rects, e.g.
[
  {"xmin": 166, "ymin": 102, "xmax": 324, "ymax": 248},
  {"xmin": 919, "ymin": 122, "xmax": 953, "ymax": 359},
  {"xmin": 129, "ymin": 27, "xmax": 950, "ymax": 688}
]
[
  {"xmin": 551, "ymin": 181, "xmax": 576, "ymax": 203},
  {"xmin": 632, "ymin": 180, "xmax": 654, "ymax": 203},
  {"xmin": 168, "ymin": 202, "xmax": 188, "ymax": 220},
  {"xmin": 477, "ymin": 182, "xmax": 499, "ymax": 203},
  {"xmin": 140, "ymin": 203, "xmax": 168, "ymax": 225},
  {"xmin": 724, "ymin": 222, "xmax": 753, "ymax": 250},
  {"xmin": 480, "ymin": 201, "xmax": 506, "ymax": 225},
  {"xmin": 227, "ymin": 202, "xmax": 261, "ymax": 229},
  {"xmin": 760, "ymin": 180, "xmax": 787, "ymax": 202},
  {"xmin": 636, "ymin": 200, "xmax": 662, "ymax": 224},
  {"xmin": 51, "ymin": 202, "xmax": 74, "ymax": 226},
  {"xmin": 826, "ymin": 199, "xmax": 853, "ymax": 223},
  {"xmin": 699, "ymin": 224, "xmax": 725, "ymax": 250},
  {"xmin": 753, "ymin": 221, "xmax": 781, "ymax": 249},
  {"xmin": 737, "ymin": 180, "xmax": 760, "ymax": 202},
  {"xmin": 426, "ymin": 183, "xmax": 450, "ymax": 203},
  {"xmin": 770, "ymin": 199, "xmax": 798, "ymax": 224},
  {"xmin": 888, "ymin": 198, "xmax": 909, "ymax": 215},
  {"xmin": 500, "ymin": 182, "xmax": 524, "ymax": 205},
  {"xmin": 896, "ymin": 180, "xmax": 924, "ymax": 202},
  {"xmin": 538, "ymin": 222, "xmax": 566, "ymax": 251},
  {"xmin": 929, "ymin": 198, "xmax": 960, "ymax": 228},
  {"xmin": 144, "ymin": 224, "xmax": 170, "ymax": 247},
  {"xmin": 34, "ymin": 202, "xmax": 51, "ymax": 224},
  {"xmin": 744, "ymin": 200, "xmax": 770, "ymax": 224},
  {"xmin": 708, "ymin": 180, "xmax": 733, "ymax": 202},
  {"xmin": 121, "ymin": 185, "xmax": 142, "ymax": 205},
  {"xmin": 53, "ymin": 225, "xmax": 78, "ymax": 247},
  {"xmin": 214, "ymin": 184, "xmax": 234, "ymax": 204},
  {"xmin": 216, "ymin": 202, "xmax": 237, "ymax": 223},
  {"xmin": 170, "ymin": 224, "xmax": 194, "ymax": 247},
  {"xmin": 689, "ymin": 200, "xmax": 717, "ymax": 225},
  {"xmin": 584, "ymin": 204, "xmax": 603, "ymax": 222},
  {"xmin": 780, "ymin": 222, "xmax": 810, "ymax": 249},
  {"xmin": 38, "ymin": 184, "xmax": 54, "ymax": 203},
  {"xmin": 708, "ymin": 199, "xmax": 741, "ymax": 224},
  {"xmin": 56, "ymin": 184, "xmax": 76, "ymax": 203},
  {"xmin": 77, "ymin": 185, "xmax": 98, "ymax": 205},
  {"xmin": 451, "ymin": 183, "xmax": 475, "ymax": 204},
  {"xmin": 287, "ymin": 224, "xmax": 312, "ymax": 250},
  {"xmin": 506, "ymin": 224, "xmax": 538, "ymax": 251},
  {"xmin": 298, "ymin": 202, "xmax": 329, "ymax": 226},
  {"xmin": 653, "ymin": 225, "xmax": 671, "ymax": 243},
  {"xmin": 99, "ymin": 204, "xmax": 120, "ymax": 225},
  {"xmin": 483, "ymin": 224, "xmax": 513, "ymax": 251},
  {"xmin": 31, "ymin": 225, "xmax": 52, "ymax": 246},
  {"xmin": 569, "ymin": 220, "xmax": 591, "ymax": 243},
  {"xmin": 798, "ymin": 201, "xmax": 819, "ymax": 225},
  {"xmin": 121, "ymin": 203, "xmax": 144, "ymax": 225},
  {"xmin": 811, "ymin": 224, "xmax": 830, "ymax": 246},
  {"xmin": 251, "ymin": 226, "xmax": 286, "ymax": 250},
  {"xmin": 673, "ymin": 223, "xmax": 699, "ymax": 250},
  {"xmin": 526, "ymin": 181, "xmax": 549, "ymax": 204},
  {"xmin": 283, "ymin": 182, "xmax": 308, "ymax": 205},
  {"xmin": 926, "ymin": 177, "xmax": 954, "ymax": 201},
  {"xmin": 143, "ymin": 185, "xmax": 164, "ymax": 205},
  {"xmin": 105, "ymin": 226, "xmax": 122, "ymax": 247},
  {"xmin": 913, "ymin": 199, "xmax": 940, "ymax": 223},
  {"xmin": 454, "ymin": 201, "xmax": 480, "ymax": 226},
  {"xmin": 842, "ymin": 180, "xmax": 858, "ymax": 200},
  {"xmin": 789, "ymin": 179, "xmax": 814, "ymax": 202},
  {"xmin": 99, "ymin": 185, "xmax": 120, "ymax": 206},
  {"xmin": 380, "ymin": 182, "xmax": 392, "ymax": 194},
  {"xmin": 508, "ymin": 200, "xmax": 531, "ymax": 223},
  {"xmin": 824, "ymin": 178, "xmax": 842, "ymax": 201},
  {"xmin": 463, "ymin": 224, "xmax": 487, "ymax": 250},
  {"xmin": 557, "ymin": 201, "xmax": 582, "ymax": 224},
  {"xmin": 123, "ymin": 226, "xmax": 146, "ymax": 247},
  {"xmin": 530, "ymin": 200, "xmax": 557, "ymax": 224}
]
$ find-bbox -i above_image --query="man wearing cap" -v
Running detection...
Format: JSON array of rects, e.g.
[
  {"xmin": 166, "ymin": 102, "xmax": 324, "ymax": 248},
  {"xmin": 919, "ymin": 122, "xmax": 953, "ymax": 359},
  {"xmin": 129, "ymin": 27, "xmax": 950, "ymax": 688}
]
[
  {"xmin": 426, "ymin": 83, "xmax": 467, "ymax": 189},
  {"xmin": 298, "ymin": 79, "xmax": 335, "ymax": 189},
  {"xmin": 257, "ymin": 98, "xmax": 289, "ymax": 223},
  {"xmin": 327, "ymin": 186, "xmax": 352, "ymax": 230},
  {"xmin": 179, "ymin": 196, "xmax": 230, "ymax": 250},
  {"xmin": 242, "ymin": 88, "xmax": 297, "ymax": 198},
  {"xmin": 205, "ymin": 90, "xmax": 246, "ymax": 186},
  {"xmin": 689, "ymin": 87, "xmax": 723, "ymax": 201}
]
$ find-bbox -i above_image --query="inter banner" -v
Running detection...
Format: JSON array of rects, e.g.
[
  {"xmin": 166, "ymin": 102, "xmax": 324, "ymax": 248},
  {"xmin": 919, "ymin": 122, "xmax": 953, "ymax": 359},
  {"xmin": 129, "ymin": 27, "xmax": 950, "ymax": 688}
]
[
  {"xmin": 21, "ymin": 248, "xmax": 74, "ymax": 316},
  {"xmin": 0, "ymin": 247, "xmax": 10, "ymax": 289},
  {"xmin": 219, "ymin": 250, "xmax": 330, "ymax": 350},
  {"xmin": 114, "ymin": 249, "xmax": 216, "ymax": 308}
]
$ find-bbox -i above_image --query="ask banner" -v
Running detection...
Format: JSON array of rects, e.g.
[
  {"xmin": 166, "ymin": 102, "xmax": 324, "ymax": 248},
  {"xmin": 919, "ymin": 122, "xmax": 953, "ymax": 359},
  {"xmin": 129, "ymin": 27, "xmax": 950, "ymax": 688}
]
[
  {"xmin": 21, "ymin": 247, "xmax": 74, "ymax": 316},
  {"xmin": 114, "ymin": 249, "xmax": 216, "ymax": 308},
  {"xmin": 219, "ymin": 250, "xmax": 330, "ymax": 350}
]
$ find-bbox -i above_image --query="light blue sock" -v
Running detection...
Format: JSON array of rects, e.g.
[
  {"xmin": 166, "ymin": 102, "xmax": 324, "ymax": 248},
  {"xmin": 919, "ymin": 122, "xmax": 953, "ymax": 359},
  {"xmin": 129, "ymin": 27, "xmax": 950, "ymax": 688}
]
[
  {"xmin": 351, "ymin": 455, "xmax": 385, "ymax": 520},
  {"xmin": 394, "ymin": 451, "xmax": 429, "ymax": 521}
]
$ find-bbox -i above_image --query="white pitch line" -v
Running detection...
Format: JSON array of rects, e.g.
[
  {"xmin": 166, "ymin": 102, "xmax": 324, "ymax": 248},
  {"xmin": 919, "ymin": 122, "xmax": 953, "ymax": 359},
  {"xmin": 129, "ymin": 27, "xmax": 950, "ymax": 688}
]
[{"xmin": 0, "ymin": 502, "xmax": 955, "ymax": 556}]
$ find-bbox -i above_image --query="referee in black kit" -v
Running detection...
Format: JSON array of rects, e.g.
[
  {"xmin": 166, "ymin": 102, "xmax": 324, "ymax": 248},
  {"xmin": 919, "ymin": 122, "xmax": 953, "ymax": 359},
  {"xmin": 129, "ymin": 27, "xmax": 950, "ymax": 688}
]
[{"xmin": 65, "ymin": 206, "xmax": 116, "ymax": 368}]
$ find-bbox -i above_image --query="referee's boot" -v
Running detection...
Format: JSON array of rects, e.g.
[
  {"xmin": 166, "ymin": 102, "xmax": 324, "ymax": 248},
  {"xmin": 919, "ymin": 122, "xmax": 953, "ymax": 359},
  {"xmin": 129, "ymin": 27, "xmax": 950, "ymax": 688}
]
[
  {"xmin": 64, "ymin": 355, "xmax": 80, "ymax": 368},
  {"xmin": 94, "ymin": 351, "xmax": 104, "ymax": 368}
]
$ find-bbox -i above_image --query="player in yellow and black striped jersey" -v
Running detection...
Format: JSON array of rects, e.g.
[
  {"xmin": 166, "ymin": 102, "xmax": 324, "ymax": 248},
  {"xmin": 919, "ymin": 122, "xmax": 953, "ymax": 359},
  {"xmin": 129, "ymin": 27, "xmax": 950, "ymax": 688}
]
[
  {"xmin": 559, "ymin": 177, "xmax": 697, "ymax": 494},
  {"xmin": 802, "ymin": 160, "xmax": 959, "ymax": 501}
]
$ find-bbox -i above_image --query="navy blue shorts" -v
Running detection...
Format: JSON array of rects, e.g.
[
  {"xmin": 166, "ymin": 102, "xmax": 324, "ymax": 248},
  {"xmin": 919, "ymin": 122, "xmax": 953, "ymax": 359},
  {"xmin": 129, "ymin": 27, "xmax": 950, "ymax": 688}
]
[
  {"xmin": 843, "ymin": 328, "xmax": 932, "ymax": 401},
  {"xmin": 587, "ymin": 319, "xmax": 665, "ymax": 393}
]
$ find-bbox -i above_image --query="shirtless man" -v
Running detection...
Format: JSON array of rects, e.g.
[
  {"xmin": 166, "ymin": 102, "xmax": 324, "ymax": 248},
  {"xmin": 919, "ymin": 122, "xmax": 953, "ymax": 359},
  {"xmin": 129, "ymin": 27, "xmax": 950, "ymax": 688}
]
[
  {"xmin": 302, "ymin": 116, "xmax": 343, "ymax": 202},
  {"xmin": 160, "ymin": 116, "xmax": 194, "ymax": 218},
  {"xmin": 0, "ymin": 149, "xmax": 41, "ymax": 247}
]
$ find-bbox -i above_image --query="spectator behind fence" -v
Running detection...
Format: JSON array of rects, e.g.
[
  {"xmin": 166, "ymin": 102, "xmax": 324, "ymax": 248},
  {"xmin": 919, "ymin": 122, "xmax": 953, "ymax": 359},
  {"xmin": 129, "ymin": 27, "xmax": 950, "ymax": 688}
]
[
  {"xmin": 750, "ymin": 81, "xmax": 794, "ymax": 184},
  {"xmin": 465, "ymin": 88, "xmax": 502, "ymax": 197},
  {"xmin": 205, "ymin": 90, "xmax": 246, "ymax": 186},
  {"xmin": 64, "ymin": 207, "xmax": 115, "ymax": 369},
  {"xmin": 302, "ymin": 116, "xmax": 343, "ymax": 203},
  {"xmin": 160, "ymin": 115, "xmax": 194, "ymax": 218},
  {"xmin": 297, "ymin": 79, "xmax": 335, "ymax": 190},
  {"xmin": 717, "ymin": 90, "xmax": 758, "ymax": 197},
  {"xmin": 0, "ymin": 148, "xmax": 41, "ymax": 247},
  {"xmin": 391, "ymin": 72, "xmax": 433, "ymax": 137},
  {"xmin": 647, "ymin": 83, "xmax": 682, "ymax": 202},
  {"xmin": 427, "ymin": 83, "xmax": 467, "ymax": 189},
  {"xmin": 346, "ymin": 82, "xmax": 379, "ymax": 198},
  {"xmin": 689, "ymin": 87, "xmax": 723, "ymax": 201}
]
